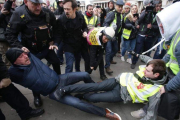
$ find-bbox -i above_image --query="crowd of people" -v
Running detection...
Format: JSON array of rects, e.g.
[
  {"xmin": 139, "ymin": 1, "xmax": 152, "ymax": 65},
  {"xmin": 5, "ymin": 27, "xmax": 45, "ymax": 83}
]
[{"xmin": 0, "ymin": 0, "xmax": 180, "ymax": 120}]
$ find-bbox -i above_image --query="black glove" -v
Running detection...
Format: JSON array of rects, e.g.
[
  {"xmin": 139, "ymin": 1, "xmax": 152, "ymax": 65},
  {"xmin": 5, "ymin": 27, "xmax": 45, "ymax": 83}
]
[
  {"xmin": 128, "ymin": 51, "xmax": 139, "ymax": 57},
  {"xmin": 86, "ymin": 69, "xmax": 93, "ymax": 74}
]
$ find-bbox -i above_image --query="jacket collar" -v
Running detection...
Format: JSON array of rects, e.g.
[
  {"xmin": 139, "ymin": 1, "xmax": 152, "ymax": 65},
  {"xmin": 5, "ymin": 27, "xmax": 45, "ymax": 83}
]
[{"xmin": 61, "ymin": 11, "xmax": 83, "ymax": 23}]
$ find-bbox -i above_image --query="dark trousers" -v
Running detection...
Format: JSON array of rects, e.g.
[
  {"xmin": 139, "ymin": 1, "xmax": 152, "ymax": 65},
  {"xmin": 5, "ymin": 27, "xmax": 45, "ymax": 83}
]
[
  {"xmin": 132, "ymin": 35, "xmax": 154, "ymax": 64},
  {"xmin": 0, "ymin": 84, "xmax": 32, "ymax": 119},
  {"xmin": 63, "ymin": 78, "xmax": 123, "ymax": 103},
  {"xmin": 98, "ymin": 58, "xmax": 105, "ymax": 76},
  {"xmin": 49, "ymin": 72, "xmax": 106, "ymax": 117}
]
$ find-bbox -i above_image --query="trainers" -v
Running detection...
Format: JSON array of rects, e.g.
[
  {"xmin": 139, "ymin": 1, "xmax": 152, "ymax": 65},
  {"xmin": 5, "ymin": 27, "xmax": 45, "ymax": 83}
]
[
  {"xmin": 106, "ymin": 67, "xmax": 113, "ymax": 74},
  {"xmin": 121, "ymin": 56, "xmax": 125, "ymax": 61},
  {"xmin": 131, "ymin": 109, "xmax": 146, "ymax": 119},
  {"xmin": 111, "ymin": 60, "xmax": 117, "ymax": 64},
  {"xmin": 54, "ymin": 88, "xmax": 66, "ymax": 100},
  {"xmin": 131, "ymin": 64, "xmax": 136, "ymax": 69},
  {"xmin": 126, "ymin": 58, "xmax": 132, "ymax": 64},
  {"xmin": 105, "ymin": 108, "xmax": 121, "ymax": 120},
  {"xmin": 100, "ymin": 75, "xmax": 108, "ymax": 80}
]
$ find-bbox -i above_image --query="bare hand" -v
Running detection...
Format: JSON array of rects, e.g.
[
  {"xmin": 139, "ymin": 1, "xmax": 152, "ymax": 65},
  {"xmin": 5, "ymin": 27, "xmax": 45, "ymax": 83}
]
[
  {"xmin": 83, "ymin": 32, "xmax": 87, "ymax": 38},
  {"xmin": 136, "ymin": 25, "xmax": 140, "ymax": 29},
  {"xmin": 147, "ymin": 24, "xmax": 152, "ymax": 29},
  {"xmin": 159, "ymin": 86, "xmax": 166, "ymax": 95},
  {"xmin": 49, "ymin": 45, "xmax": 58, "ymax": 50},
  {"xmin": 90, "ymin": 67, "xmax": 94, "ymax": 70},
  {"xmin": 21, "ymin": 47, "xmax": 29, "ymax": 52},
  {"xmin": 132, "ymin": 17, "xmax": 137, "ymax": 22},
  {"xmin": 1, "ymin": 8, "xmax": 9, "ymax": 15},
  {"xmin": 0, "ymin": 78, "xmax": 11, "ymax": 89}
]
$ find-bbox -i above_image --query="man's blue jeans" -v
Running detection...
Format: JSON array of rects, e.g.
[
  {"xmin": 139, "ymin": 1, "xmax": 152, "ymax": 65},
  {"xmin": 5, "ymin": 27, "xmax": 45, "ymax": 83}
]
[
  {"xmin": 105, "ymin": 40, "xmax": 118, "ymax": 68},
  {"xmin": 62, "ymin": 78, "xmax": 123, "ymax": 103},
  {"xmin": 49, "ymin": 72, "xmax": 106, "ymax": 117},
  {"xmin": 65, "ymin": 52, "xmax": 81, "ymax": 73}
]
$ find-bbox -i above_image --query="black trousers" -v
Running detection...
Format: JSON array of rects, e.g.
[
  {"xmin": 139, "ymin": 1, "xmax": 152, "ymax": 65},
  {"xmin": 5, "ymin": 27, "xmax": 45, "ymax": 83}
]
[{"xmin": 0, "ymin": 84, "xmax": 32, "ymax": 119}]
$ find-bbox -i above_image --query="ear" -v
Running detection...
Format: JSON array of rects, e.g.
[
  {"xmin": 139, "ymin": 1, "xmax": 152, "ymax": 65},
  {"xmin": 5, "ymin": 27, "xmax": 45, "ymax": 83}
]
[
  {"xmin": 154, "ymin": 73, "xmax": 160, "ymax": 78},
  {"xmin": 24, "ymin": 0, "xmax": 28, "ymax": 5}
]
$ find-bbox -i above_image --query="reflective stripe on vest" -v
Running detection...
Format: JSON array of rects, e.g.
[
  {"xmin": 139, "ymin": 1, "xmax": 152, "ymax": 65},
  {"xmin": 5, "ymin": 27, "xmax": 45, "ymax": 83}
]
[
  {"xmin": 110, "ymin": 10, "xmax": 123, "ymax": 34},
  {"xmin": 122, "ymin": 16, "xmax": 132, "ymax": 39},
  {"xmin": 119, "ymin": 67, "xmax": 162, "ymax": 103},
  {"xmin": 84, "ymin": 15, "xmax": 97, "ymax": 26},
  {"xmin": 166, "ymin": 29, "xmax": 180, "ymax": 75}
]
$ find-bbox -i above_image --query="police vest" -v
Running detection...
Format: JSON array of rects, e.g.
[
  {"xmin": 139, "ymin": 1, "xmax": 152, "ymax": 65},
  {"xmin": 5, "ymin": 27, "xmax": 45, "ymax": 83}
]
[
  {"xmin": 84, "ymin": 15, "xmax": 98, "ymax": 27},
  {"xmin": 20, "ymin": 7, "xmax": 52, "ymax": 53},
  {"xmin": 110, "ymin": 10, "xmax": 123, "ymax": 34},
  {"xmin": 122, "ymin": 16, "xmax": 132, "ymax": 39},
  {"xmin": 166, "ymin": 29, "xmax": 180, "ymax": 75},
  {"xmin": 119, "ymin": 65, "xmax": 162, "ymax": 103}
]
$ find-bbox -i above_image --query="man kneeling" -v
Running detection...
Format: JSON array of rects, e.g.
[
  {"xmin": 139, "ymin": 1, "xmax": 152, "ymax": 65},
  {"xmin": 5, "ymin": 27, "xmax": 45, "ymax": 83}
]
[{"xmin": 58, "ymin": 55, "xmax": 167, "ymax": 120}]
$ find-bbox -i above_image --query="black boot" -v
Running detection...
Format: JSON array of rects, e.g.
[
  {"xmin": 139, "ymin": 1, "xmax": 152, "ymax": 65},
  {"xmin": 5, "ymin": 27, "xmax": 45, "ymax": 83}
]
[
  {"xmin": 33, "ymin": 92, "xmax": 42, "ymax": 107},
  {"xmin": 22, "ymin": 108, "xmax": 44, "ymax": 120}
]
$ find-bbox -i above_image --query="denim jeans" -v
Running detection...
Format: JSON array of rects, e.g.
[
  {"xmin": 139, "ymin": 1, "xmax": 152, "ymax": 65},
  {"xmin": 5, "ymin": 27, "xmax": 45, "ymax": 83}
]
[
  {"xmin": 121, "ymin": 38, "xmax": 136, "ymax": 58},
  {"xmin": 64, "ymin": 52, "xmax": 80, "ymax": 73},
  {"xmin": 62, "ymin": 78, "xmax": 123, "ymax": 103},
  {"xmin": 132, "ymin": 35, "xmax": 154, "ymax": 64},
  {"xmin": 57, "ymin": 41, "xmax": 64, "ymax": 64},
  {"xmin": 153, "ymin": 38, "xmax": 167, "ymax": 59},
  {"xmin": 49, "ymin": 72, "xmax": 106, "ymax": 117},
  {"xmin": 105, "ymin": 40, "xmax": 118, "ymax": 68}
]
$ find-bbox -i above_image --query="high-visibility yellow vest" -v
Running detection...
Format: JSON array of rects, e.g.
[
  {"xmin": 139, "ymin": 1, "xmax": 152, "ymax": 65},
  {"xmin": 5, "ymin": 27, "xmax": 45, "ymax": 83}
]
[
  {"xmin": 110, "ymin": 10, "xmax": 123, "ymax": 34},
  {"xmin": 119, "ymin": 65, "xmax": 162, "ymax": 103},
  {"xmin": 122, "ymin": 16, "xmax": 132, "ymax": 39},
  {"xmin": 166, "ymin": 29, "xmax": 180, "ymax": 75},
  {"xmin": 84, "ymin": 15, "xmax": 98, "ymax": 27}
]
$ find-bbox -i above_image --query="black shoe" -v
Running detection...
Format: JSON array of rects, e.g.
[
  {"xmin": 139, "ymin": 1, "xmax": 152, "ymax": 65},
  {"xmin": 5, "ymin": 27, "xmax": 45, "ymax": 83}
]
[
  {"xmin": 0, "ymin": 96, "xmax": 5, "ymax": 102},
  {"xmin": 100, "ymin": 75, "xmax": 108, "ymax": 80},
  {"xmin": 34, "ymin": 96, "xmax": 42, "ymax": 107},
  {"xmin": 131, "ymin": 64, "xmax": 136, "ymax": 69},
  {"xmin": 54, "ymin": 88, "xmax": 66, "ymax": 100},
  {"xmin": 23, "ymin": 108, "xmax": 44, "ymax": 120},
  {"xmin": 74, "ymin": 94, "xmax": 84, "ymax": 100}
]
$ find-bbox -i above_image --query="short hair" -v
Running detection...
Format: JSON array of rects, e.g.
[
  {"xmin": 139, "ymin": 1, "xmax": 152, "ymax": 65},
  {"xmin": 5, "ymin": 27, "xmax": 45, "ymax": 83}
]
[
  {"xmin": 63, "ymin": 0, "xmax": 77, "ymax": 9},
  {"xmin": 146, "ymin": 59, "xmax": 166, "ymax": 78},
  {"xmin": 86, "ymin": 4, "xmax": 93, "ymax": 10}
]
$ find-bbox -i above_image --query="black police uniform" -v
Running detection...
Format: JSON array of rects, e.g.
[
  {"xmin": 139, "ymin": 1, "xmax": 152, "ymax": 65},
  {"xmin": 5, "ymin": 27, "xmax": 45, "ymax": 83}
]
[{"xmin": 5, "ymin": 4, "xmax": 61, "ymax": 106}]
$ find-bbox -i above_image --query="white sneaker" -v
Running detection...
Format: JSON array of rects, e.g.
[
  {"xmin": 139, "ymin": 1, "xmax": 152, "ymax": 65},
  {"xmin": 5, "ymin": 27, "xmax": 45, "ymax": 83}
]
[
  {"xmin": 131, "ymin": 109, "xmax": 146, "ymax": 119},
  {"xmin": 121, "ymin": 56, "xmax": 125, "ymax": 61},
  {"xmin": 126, "ymin": 58, "xmax": 132, "ymax": 64}
]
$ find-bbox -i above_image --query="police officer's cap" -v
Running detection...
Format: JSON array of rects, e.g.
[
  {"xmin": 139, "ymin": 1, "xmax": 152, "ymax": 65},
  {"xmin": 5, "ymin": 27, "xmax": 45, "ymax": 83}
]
[
  {"xmin": 30, "ymin": 0, "xmax": 44, "ymax": 4},
  {"xmin": 115, "ymin": 0, "xmax": 124, "ymax": 5}
]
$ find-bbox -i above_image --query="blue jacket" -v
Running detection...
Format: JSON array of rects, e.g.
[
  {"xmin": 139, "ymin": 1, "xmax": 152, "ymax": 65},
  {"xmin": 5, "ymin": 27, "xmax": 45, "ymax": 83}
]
[{"xmin": 8, "ymin": 53, "xmax": 59, "ymax": 96}]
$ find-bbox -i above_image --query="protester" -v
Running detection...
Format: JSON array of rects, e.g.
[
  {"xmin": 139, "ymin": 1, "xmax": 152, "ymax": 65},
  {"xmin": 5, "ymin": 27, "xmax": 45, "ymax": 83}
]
[
  {"xmin": 121, "ymin": 4, "xmax": 139, "ymax": 64},
  {"xmin": 105, "ymin": 0, "xmax": 115, "ymax": 14},
  {"xmin": 103, "ymin": 0, "xmax": 124, "ymax": 74},
  {"xmin": 123, "ymin": 2, "xmax": 131, "ymax": 17}
]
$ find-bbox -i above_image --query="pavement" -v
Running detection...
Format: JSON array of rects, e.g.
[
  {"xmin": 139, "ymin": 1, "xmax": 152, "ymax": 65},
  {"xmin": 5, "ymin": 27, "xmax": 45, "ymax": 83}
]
[{"xmin": 0, "ymin": 53, "xmax": 170, "ymax": 120}]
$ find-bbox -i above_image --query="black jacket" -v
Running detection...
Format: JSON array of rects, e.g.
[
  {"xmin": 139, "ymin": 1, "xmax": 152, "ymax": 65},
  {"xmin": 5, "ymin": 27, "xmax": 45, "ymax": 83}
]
[
  {"xmin": 138, "ymin": 10, "xmax": 158, "ymax": 36},
  {"xmin": 5, "ymin": 5, "xmax": 57, "ymax": 51},
  {"xmin": 123, "ymin": 14, "xmax": 138, "ymax": 40},
  {"xmin": 55, "ymin": 11, "xmax": 88, "ymax": 53},
  {"xmin": 0, "ymin": 54, "xmax": 9, "ymax": 81},
  {"xmin": 89, "ymin": 35, "xmax": 104, "ymax": 70},
  {"xmin": 54, "ymin": 6, "xmax": 64, "ymax": 16},
  {"xmin": 103, "ymin": 10, "xmax": 124, "ymax": 36}
]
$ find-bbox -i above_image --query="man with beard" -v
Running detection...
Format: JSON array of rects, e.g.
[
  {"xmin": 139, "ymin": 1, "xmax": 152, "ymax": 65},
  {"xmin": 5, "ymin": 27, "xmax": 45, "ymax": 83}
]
[
  {"xmin": 56, "ymin": 0, "xmax": 88, "ymax": 73},
  {"xmin": 105, "ymin": 0, "xmax": 115, "ymax": 14},
  {"xmin": 5, "ymin": 0, "xmax": 61, "ymax": 107},
  {"xmin": 84, "ymin": 4, "xmax": 100, "ymax": 31}
]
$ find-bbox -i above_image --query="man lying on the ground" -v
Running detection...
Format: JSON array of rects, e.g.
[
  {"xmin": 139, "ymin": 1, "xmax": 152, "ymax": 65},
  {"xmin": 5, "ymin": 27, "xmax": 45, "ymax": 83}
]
[
  {"xmin": 57, "ymin": 54, "xmax": 167, "ymax": 120},
  {"xmin": 6, "ymin": 48, "xmax": 121, "ymax": 120}
]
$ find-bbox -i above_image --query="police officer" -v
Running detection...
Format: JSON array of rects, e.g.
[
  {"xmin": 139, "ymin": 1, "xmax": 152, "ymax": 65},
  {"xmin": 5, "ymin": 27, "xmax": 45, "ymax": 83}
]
[{"xmin": 6, "ymin": 0, "xmax": 60, "ymax": 107}]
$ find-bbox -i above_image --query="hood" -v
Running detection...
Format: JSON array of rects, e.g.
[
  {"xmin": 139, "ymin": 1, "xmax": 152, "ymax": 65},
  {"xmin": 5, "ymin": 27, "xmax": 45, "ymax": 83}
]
[{"xmin": 156, "ymin": 2, "xmax": 180, "ymax": 41}]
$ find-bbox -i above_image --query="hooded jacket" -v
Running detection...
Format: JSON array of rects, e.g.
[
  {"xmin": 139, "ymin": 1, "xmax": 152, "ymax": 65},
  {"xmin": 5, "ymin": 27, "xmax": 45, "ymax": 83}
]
[
  {"xmin": 156, "ymin": 2, "xmax": 180, "ymax": 92},
  {"xmin": 8, "ymin": 53, "xmax": 59, "ymax": 96},
  {"xmin": 105, "ymin": 0, "xmax": 115, "ymax": 14}
]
